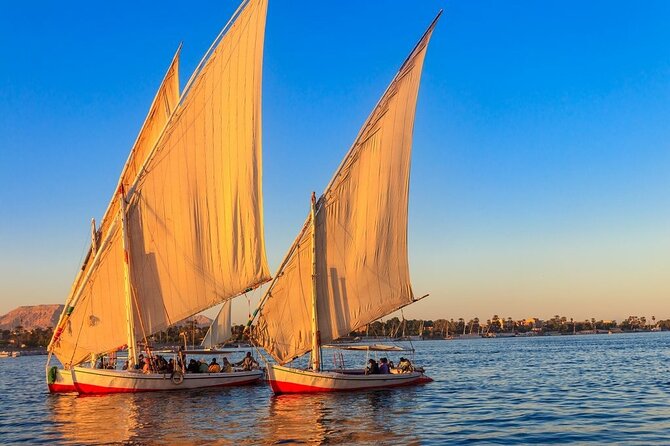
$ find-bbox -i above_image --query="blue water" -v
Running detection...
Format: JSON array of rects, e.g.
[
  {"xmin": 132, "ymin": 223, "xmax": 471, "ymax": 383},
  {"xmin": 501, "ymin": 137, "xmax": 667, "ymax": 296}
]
[{"xmin": 2, "ymin": 333, "xmax": 670, "ymax": 444}]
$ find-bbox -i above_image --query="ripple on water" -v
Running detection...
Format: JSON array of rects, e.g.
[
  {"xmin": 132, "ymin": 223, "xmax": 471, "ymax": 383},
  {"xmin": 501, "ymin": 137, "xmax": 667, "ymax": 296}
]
[{"xmin": 2, "ymin": 333, "xmax": 670, "ymax": 444}]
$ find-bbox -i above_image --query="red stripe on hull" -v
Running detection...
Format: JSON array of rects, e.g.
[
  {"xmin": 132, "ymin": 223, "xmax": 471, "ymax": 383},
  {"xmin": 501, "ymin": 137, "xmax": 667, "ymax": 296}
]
[
  {"xmin": 73, "ymin": 376, "xmax": 262, "ymax": 395},
  {"xmin": 269, "ymin": 375, "xmax": 432, "ymax": 394},
  {"xmin": 48, "ymin": 383, "xmax": 77, "ymax": 394}
]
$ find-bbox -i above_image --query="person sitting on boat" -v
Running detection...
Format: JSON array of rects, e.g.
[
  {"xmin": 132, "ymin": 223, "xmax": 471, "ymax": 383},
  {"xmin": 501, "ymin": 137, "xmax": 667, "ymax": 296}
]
[
  {"xmin": 135, "ymin": 354, "xmax": 145, "ymax": 370},
  {"xmin": 208, "ymin": 358, "xmax": 221, "ymax": 373},
  {"xmin": 365, "ymin": 359, "xmax": 380, "ymax": 375},
  {"xmin": 221, "ymin": 357, "xmax": 233, "ymax": 373},
  {"xmin": 187, "ymin": 359, "xmax": 200, "ymax": 373},
  {"xmin": 156, "ymin": 355, "xmax": 168, "ymax": 372},
  {"xmin": 397, "ymin": 357, "xmax": 414, "ymax": 372},
  {"xmin": 236, "ymin": 352, "xmax": 258, "ymax": 371},
  {"xmin": 122, "ymin": 360, "xmax": 129, "ymax": 370},
  {"xmin": 167, "ymin": 358, "xmax": 174, "ymax": 374},
  {"xmin": 198, "ymin": 359, "xmax": 209, "ymax": 373},
  {"xmin": 140, "ymin": 356, "xmax": 150, "ymax": 374},
  {"xmin": 379, "ymin": 357, "xmax": 390, "ymax": 374}
]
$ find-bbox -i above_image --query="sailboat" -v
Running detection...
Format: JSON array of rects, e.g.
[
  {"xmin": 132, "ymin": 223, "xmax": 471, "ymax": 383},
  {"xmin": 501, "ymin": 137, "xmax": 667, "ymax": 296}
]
[
  {"xmin": 248, "ymin": 12, "xmax": 441, "ymax": 394},
  {"xmin": 45, "ymin": 0, "xmax": 270, "ymax": 394}
]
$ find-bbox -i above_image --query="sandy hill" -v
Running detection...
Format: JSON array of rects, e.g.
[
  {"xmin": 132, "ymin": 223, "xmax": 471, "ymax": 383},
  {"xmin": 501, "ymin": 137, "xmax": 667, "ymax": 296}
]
[
  {"xmin": 0, "ymin": 305, "xmax": 213, "ymax": 331},
  {"xmin": 0, "ymin": 304, "xmax": 63, "ymax": 331},
  {"xmin": 177, "ymin": 314, "xmax": 213, "ymax": 328}
]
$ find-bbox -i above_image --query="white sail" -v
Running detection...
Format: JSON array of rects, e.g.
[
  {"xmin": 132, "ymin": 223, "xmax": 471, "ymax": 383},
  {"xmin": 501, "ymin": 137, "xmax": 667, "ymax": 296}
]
[
  {"xmin": 202, "ymin": 301, "xmax": 232, "ymax": 348},
  {"xmin": 51, "ymin": 0, "xmax": 269, "ymax": 367},
  {"xmin": 254, "ymin": 16, "xmax": 438, "ymax": 365}
]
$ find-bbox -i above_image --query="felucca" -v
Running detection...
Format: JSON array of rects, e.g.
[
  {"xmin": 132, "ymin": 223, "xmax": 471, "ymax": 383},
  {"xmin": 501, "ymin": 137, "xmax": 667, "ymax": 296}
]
[
  {"xmin": 46, "ymin": 0, "xmax": 270, "ymax": 394},
  {"xmin": 248, "ymin": 12, "xmax": 441, "ymax": 394}
]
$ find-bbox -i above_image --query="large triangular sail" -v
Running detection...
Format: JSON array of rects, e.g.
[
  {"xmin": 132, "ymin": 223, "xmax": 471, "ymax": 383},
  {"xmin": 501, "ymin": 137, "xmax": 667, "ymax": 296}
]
[
  {"xmin": 50, "ymin": 0, "xmax": 270, "ymax": 367},
  {"xmin": 201, "ymin": 301, "xmax": 232, "ymax": 349},
  {"xmin": 253, "ymin": 13, "xmax": 439, "ymax": 365}
]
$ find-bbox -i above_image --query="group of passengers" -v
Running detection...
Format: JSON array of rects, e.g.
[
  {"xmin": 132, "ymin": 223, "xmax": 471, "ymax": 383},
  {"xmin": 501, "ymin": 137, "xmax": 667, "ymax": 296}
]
[
  {"xmin": 185, "ymin": 352, "xmax": 259, "ymax": 373},
  {"xmin": 365, "ymin": 356, "xmax": 414, "ymax": 375},
  {"xmin": 121, "ymin": 351, "xmax": 259, "ymax": 374}
]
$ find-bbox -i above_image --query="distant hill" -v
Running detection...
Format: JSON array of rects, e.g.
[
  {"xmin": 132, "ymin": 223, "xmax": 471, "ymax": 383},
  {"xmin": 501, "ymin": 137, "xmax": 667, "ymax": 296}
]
[
  {"xmin": 177, "ymin": 314, "xmax": 213, "ymax": 328},
  {"xmin": 0, "ymin": 304, "xmax": 213, "ymax": 331},
  {"xmin": 0, "ymin": 304, "xmax": 63, "ymax": 330}
]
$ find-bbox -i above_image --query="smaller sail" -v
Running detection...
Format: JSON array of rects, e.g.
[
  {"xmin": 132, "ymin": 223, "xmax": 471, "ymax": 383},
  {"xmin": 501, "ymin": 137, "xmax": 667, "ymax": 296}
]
[
  {"xmin": 48, "ymin": 47, "xmax": 181, "ymax": 357},
  {"xmin": 202, "ymin": 301, "xmax": 232, "ymax": 348}
]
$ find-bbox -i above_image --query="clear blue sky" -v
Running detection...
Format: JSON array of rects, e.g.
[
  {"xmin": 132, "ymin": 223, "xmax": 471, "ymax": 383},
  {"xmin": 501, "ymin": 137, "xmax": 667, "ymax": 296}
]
[{"xmin": 1, "ymin": 1, "xmax": 669, "ymax": 323}]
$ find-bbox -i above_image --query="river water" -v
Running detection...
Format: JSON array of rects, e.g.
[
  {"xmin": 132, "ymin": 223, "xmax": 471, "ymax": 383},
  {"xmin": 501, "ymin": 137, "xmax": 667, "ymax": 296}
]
[{"xmin": 2, "ymin": 333, "xmax": 669, "ymax": 445}]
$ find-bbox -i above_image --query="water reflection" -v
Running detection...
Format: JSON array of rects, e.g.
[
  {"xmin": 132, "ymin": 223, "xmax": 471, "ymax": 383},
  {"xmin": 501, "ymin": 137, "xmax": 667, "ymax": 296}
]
[
  {"xmin": 47, "ymin": 394, "xmax": 141, "ymax": 445},
  {"xmin": 265, "ymin": 389, "xmax": 419, "ymax": 445},
  {"xmin": 266, "ymin": 394, "xmax": 328, "ymax": 443}
]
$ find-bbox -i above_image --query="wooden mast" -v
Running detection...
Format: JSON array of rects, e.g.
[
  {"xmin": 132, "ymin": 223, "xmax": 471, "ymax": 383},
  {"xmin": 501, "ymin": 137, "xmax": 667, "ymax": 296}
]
[
  {"xmin": 309, "ymin": 192, "xmax": 321, "ymax": 371},
  {"xmin": 90, "ymin": 218, "xmax": 98, "ymax": 255},
  {"xmin": 119, "ymin": 185, "xmax": 138, "ymax": 368}
]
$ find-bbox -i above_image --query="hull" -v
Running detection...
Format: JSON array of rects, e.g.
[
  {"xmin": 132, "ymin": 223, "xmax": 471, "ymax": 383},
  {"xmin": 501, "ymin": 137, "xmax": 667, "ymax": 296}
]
[
  {"xmin": 268, "ymin": 365, "xmax": 432, "ymax": 394},
  {"xmin": 72, "ymin": 366, "xmax": 264, "ymax": 394},
  {"xmin": 46, "ymin": 367, "xmax": 77, "ymax": 394}
]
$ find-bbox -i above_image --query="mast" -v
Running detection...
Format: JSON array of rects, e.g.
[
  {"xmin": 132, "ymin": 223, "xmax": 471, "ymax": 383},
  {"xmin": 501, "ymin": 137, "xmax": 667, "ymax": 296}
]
[
  {"xmin": 119, "ymin": 186, "xmax": 138, "ymax": 368},
  {"xmin": 309, "ymin": 192, "xmax": 321, "ymax": 371},
  {"xmin": 90, "ymin": 219, "xmax": 98, "ymax": 255}
]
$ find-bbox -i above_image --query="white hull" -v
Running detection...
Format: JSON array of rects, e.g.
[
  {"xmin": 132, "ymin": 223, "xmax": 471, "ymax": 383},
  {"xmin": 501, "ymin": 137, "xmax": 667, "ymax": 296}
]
[
  {"xmin": 46, "ymin": 367, "xmax": 77, "ymax": 393},
  {"xmin": 72, "ymin": 366, "xmax": 264, "ymax": 394},
  {"xmin": 267, "ymin": 364, "xmax": 432, "ymax": 394}
]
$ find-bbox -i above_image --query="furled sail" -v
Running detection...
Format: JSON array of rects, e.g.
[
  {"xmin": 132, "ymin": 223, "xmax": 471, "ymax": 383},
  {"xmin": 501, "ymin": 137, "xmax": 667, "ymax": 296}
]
[
  {"xmin": 98, "ymin": 46, "xmax": 181, "ymax": 245},
  {"xmin": 201, "ymin": 301, "xmax": 232, "ymax": 348},
  {"xmin": 49, "ymin": 47, "xmax": 181, "ymax": 365},
  {"xmin": 253, "ymin": 14, "xmax": 439, "ymax": 365},
  {"xmin": 50, "ymin": 0, "xmax": 270, "ymax": 367}
]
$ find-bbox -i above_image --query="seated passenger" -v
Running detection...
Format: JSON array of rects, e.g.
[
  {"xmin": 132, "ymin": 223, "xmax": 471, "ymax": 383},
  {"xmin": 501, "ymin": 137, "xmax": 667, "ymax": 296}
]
[
  {"xmin": 187, "ymin": 359, "xmax": 200, "ymax": 373},
  {"xmin": 397, "ymin": 357, "xmax": 413, "ymax": 372},
  {"xmin": 208, "ymin": 358, "xmax": 221, "ymax": 373},
  {"xmin": 379, "ymin": 357, "xmax": 390, "ymax": 374},
  {"xmin": 122, "ymin": 360, "xmax": 129, "ymax": 370},
  {"xmin": 142, "ymin": 357, "xmax": 151, "ymax": 374},
  {"xmin": 221, "ymin": 357, "xmax": 233, "ymax": 373},
  {"xmin": 156, "ymin": 355, "xmax": 168, "ymax": 372},
  {"xmin": 135, "ymin": 354, "xmax": 145, "ymax": 370},
  {"xmin": 236, "ymin": 352, "xmax": 258, "ymax": 371},
  {"xmin": 365, "ymin": 358, "xmax": 380, "ymax": 375},
  {"xmin": 167, "ymin": 359, "xmax": 175, "ymax": 374},
  {"xmin": 198, "ymin": 359, "xmax": 209, "ymax": 373}
]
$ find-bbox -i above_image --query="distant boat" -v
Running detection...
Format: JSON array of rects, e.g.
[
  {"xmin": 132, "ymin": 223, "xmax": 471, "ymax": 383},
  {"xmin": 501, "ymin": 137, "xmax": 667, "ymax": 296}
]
[
  {"xmin": 201, "ymin": 301, "xmax": 232, "ymax": 350},
  {"xmin": 46, "ymin": 0, "xmax": 269, "ymax": 394},
  {"xmin": 248, "ymin": 12, "xmax": 441, "ymax": 394},
  {"xmin": 456, "ymin": 333, "xmax": 482, "ymax": 340}
]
